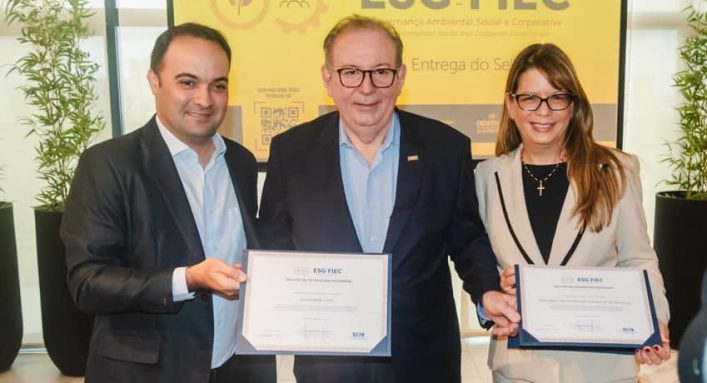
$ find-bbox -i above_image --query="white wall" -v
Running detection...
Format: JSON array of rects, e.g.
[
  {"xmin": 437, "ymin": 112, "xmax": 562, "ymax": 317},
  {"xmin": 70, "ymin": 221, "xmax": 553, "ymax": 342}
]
[{"xmin": 624, "ymin": 0, "xmax": 693, "ymax": 236}]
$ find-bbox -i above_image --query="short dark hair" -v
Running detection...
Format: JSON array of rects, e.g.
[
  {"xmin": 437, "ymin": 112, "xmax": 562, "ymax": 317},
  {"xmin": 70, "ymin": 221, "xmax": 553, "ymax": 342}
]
[
  {"xmin": 150, "ymin": 22, "xmax": 231, "ymax": 74},
  {"xmin": 323, "ymin": 14, "xmax": 403, "ymax": 68}
]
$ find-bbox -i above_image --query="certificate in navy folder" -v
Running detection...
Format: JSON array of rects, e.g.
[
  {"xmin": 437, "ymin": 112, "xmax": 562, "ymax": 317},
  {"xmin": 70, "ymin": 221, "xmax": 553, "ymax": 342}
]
[{"xmin": 509, "ymin": 265, "xmax": 662, "ymax": 354}]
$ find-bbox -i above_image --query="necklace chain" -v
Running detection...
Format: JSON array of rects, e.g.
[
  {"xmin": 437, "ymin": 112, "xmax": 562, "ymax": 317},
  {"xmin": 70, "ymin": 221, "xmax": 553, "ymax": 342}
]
[{"xmin": 522, "ymin": 162, "xmax": 562, "ymax": 197}]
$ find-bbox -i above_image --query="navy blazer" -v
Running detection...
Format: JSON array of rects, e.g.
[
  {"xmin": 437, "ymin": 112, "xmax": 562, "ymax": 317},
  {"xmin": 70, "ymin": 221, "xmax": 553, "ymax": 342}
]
[
  {"xmin": 61, "ymin": 117, "xmax": 274, "ymax": 383},
  {"xmin": 258, "ymin": 109, "xmax": 499, "ymax": 382}
]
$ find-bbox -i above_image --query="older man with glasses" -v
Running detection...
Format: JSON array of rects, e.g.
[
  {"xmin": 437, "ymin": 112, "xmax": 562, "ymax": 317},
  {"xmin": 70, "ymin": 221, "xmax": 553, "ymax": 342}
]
[{"xmin": 258, "ymin": 14, "xmax": 519, "ymax": 383}]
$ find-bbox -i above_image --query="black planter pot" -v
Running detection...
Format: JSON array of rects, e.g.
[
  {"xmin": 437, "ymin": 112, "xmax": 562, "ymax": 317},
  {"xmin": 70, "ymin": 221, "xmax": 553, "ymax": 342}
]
[
  {"xmin": 35, "ymin": 210, "xmax": 93, "ymax": 376},
  {"xmin": 654, "ymin": 192, "xmax": 707, "ymax": 348},
  {"xmin": 0, "ymin": 204, "xmax": 22, "ymax": 372}
]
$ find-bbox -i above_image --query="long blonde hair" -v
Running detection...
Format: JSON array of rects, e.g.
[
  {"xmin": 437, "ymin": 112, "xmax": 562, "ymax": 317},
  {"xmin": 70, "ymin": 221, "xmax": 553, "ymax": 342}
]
[{"xmin": 497, "ymin": 43, "xmax": 626, "ymax": 232}]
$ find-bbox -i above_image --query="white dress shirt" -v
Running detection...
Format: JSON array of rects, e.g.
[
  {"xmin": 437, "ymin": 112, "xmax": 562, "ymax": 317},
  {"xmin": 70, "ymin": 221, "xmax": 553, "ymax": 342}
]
[{"xmin": 157, "ymin": 117, "xmax": 246, "ymax": 369}]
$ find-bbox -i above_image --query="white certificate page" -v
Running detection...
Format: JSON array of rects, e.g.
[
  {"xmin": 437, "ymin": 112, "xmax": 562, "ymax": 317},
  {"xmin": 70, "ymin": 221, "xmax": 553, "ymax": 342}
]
[
  {"xmin": 519, "ymin": 266, "xmax": 655, "ymax": 345},
  {"xmin": 239, "ymin": 250, "xmax": 390, "ymax": 354}
]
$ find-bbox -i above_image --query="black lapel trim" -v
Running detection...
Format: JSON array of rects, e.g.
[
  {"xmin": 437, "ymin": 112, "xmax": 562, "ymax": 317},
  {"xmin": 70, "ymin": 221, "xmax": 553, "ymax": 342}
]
[
  {"xmin": 560, "ymin": 224, "xmax": 586, "ymax": 266},
  {"xmin": 494, "ymin": 171, "xmax": 534, "ymax": 265},
  {"xmin": 494, "ymin": 171, "xmax": 586, "ymax": 266},
  {"xmin": 142, "ymin": 119, "xmax": 205, "ymax": 263},
  {"xmin": 383, "ymin": 110, "xmax": 424, "ymax": 253}
]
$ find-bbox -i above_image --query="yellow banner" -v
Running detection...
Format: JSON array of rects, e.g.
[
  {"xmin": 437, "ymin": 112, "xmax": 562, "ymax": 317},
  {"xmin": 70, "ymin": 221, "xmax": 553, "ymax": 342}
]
[{"xmin": 173, "ymin": 0, "xmax": 622, "ymax": 160}]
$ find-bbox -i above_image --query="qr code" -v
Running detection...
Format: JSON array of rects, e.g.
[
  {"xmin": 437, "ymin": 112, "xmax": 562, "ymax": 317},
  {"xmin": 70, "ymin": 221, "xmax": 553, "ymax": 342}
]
[{"xmin": 261, "ymin": 107, "xmax": 300, "ymax": 144}]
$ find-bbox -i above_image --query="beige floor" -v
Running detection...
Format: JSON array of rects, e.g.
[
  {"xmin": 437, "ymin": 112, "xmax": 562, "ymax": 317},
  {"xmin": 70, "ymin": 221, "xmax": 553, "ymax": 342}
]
[{"xmin": 0, "ymin": 338, "xmax": 679, "ymax": 383}]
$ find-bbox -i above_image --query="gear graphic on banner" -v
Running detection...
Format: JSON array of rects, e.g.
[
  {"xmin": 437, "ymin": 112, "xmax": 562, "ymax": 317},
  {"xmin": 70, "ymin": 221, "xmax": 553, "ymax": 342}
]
[{"xmin": 276, "ymin": 0, "xmax": 327, "ymax": 34}]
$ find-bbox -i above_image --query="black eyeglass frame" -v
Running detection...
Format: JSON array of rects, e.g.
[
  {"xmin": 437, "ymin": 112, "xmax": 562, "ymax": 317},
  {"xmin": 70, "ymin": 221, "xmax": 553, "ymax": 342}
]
[
  {"xmin": 334, "ymin": 67, "xmax": 399, "ymax": 89},
  {"xmin": 508, "ymin": 92, "xmax": 574, "ymax": 111}
]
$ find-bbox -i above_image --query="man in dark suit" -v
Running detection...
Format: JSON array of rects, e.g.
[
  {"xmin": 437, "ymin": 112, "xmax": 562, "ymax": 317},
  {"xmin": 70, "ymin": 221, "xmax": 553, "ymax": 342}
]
[
  {"xmin": 679, "ymin": 270, "xmax": 707, "ymax": 383},
  {"xmin": 61, "ymin": 23, "xmax": 275, "ymax": 383},
  {"xmin": 258, "ymin": 14, "xmax": 519, "ymax": 383}
]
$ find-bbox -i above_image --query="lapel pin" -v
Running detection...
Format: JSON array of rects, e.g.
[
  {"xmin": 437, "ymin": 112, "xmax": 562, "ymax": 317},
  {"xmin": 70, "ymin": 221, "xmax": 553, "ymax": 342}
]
[{"xmin": 407, "ymin": 155, "xmax": 419, "ymax": 161}]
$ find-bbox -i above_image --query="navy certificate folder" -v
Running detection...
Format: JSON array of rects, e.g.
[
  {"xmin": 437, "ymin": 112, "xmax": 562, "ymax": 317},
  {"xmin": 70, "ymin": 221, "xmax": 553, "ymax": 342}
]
[{"xmin": 508, "ymin": 265, "xmax": 662, "ymax": 355}]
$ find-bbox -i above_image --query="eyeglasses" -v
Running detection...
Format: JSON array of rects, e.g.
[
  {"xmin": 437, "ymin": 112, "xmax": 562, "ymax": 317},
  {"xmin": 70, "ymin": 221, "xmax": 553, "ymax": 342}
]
[
  {"xmin": 509, "ymin": 93, "xmax": 574, "ymax": 111},
  {"xmin": 334, "ymin": 67, "xmax": 398, "ymax": 88}
]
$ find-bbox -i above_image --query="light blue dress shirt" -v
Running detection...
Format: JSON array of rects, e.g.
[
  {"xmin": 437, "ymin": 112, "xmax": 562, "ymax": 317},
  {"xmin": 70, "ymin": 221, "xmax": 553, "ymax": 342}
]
[
  {"xmin": 339, "ymin": 115, "xmax": 491, "ymax": 322},
  {"xmin": 156, "ymin": 118, "xmax": 246, "ymax": 369},
  {"xmin": 339, "ymin": 114, "xmax": 400, "ymax": 253}
]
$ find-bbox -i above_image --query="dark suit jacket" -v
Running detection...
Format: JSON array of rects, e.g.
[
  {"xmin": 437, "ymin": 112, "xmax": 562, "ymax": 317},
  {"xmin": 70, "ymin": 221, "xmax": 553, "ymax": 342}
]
[
  {"xmin": 258, "ymin": 110, "xmax": 500, "ymax": 382},
  {"xmin": 61, "ymin": 117, "xmax": 275, "ymax": 383},
  {"xmin": 678, "ymin": 270, "xmax": 707, "ymax": 383}
]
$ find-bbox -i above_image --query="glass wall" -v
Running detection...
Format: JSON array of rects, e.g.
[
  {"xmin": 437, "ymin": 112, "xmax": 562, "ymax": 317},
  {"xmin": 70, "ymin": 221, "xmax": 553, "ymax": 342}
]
[
  {"xmin": 0, "ymin": 7, "xmax": 110, "ymax": 344},
  {"xmin": 0, "ymin": 0, "xmax": 167, "ymax": 344},
  {"xmin": 114, "ymin": 0, "xmax": 167, "ymax": 133}
]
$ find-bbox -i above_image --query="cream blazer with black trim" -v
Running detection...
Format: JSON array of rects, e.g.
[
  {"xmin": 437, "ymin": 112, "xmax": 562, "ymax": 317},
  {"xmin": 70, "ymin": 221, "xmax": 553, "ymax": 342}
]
[{"xmin": 475, "ymin": 145, "xmax": 670, "ymax": 383}]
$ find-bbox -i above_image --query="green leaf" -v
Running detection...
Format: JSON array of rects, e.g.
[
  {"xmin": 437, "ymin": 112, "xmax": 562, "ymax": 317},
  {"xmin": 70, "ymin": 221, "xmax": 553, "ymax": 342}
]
[
  {"xmin": 664, "ymin": 5, "xmax": 707, "ymax": 200},
  {"xmin": 4, "ymin": 0, "xmax": 105, "ymax": 209}
]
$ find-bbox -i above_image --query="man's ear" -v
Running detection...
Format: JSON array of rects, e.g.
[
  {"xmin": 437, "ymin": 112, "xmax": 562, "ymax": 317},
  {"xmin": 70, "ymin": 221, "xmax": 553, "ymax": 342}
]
[
  {"xmin": 395, "ymin": 64, "xmax": 407, "ymax": 88},
  {"xmin": 321, "ymin": 65, "xmax": 333, "ymax": 94},
  {"xmin": 147, "ymin": 69, "xmax": 160, "ymax": 95}
]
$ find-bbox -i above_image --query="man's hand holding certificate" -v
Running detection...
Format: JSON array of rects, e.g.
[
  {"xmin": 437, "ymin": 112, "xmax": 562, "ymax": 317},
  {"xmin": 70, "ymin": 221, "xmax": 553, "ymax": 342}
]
[
  {"xmin": 509, "ymin": 265, "xmax": 662, "ymax": 353},
  {"xmin": 235, "ymin": 250, "xmax": 391, "ymax": 356}
]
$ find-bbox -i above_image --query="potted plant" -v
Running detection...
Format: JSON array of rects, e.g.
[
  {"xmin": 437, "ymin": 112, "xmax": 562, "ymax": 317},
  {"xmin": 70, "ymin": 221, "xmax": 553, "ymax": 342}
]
[
  {"xmin": 5, "ymin": 0, "xmax": 104, "ymax": 376},
  {"xmin": 654, "ymin": 3, "xmax": 707, "ymax": 348},
  {"xmin": 0, "ymin": 168, "xmax": 22, "ymax": 372}
]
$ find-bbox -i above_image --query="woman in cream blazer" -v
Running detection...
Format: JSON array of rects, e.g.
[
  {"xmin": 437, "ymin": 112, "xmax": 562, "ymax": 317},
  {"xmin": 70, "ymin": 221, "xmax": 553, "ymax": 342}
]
[{"xmin": 475, "ymin": 43, "xmax": 671, "ymax": 383}]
